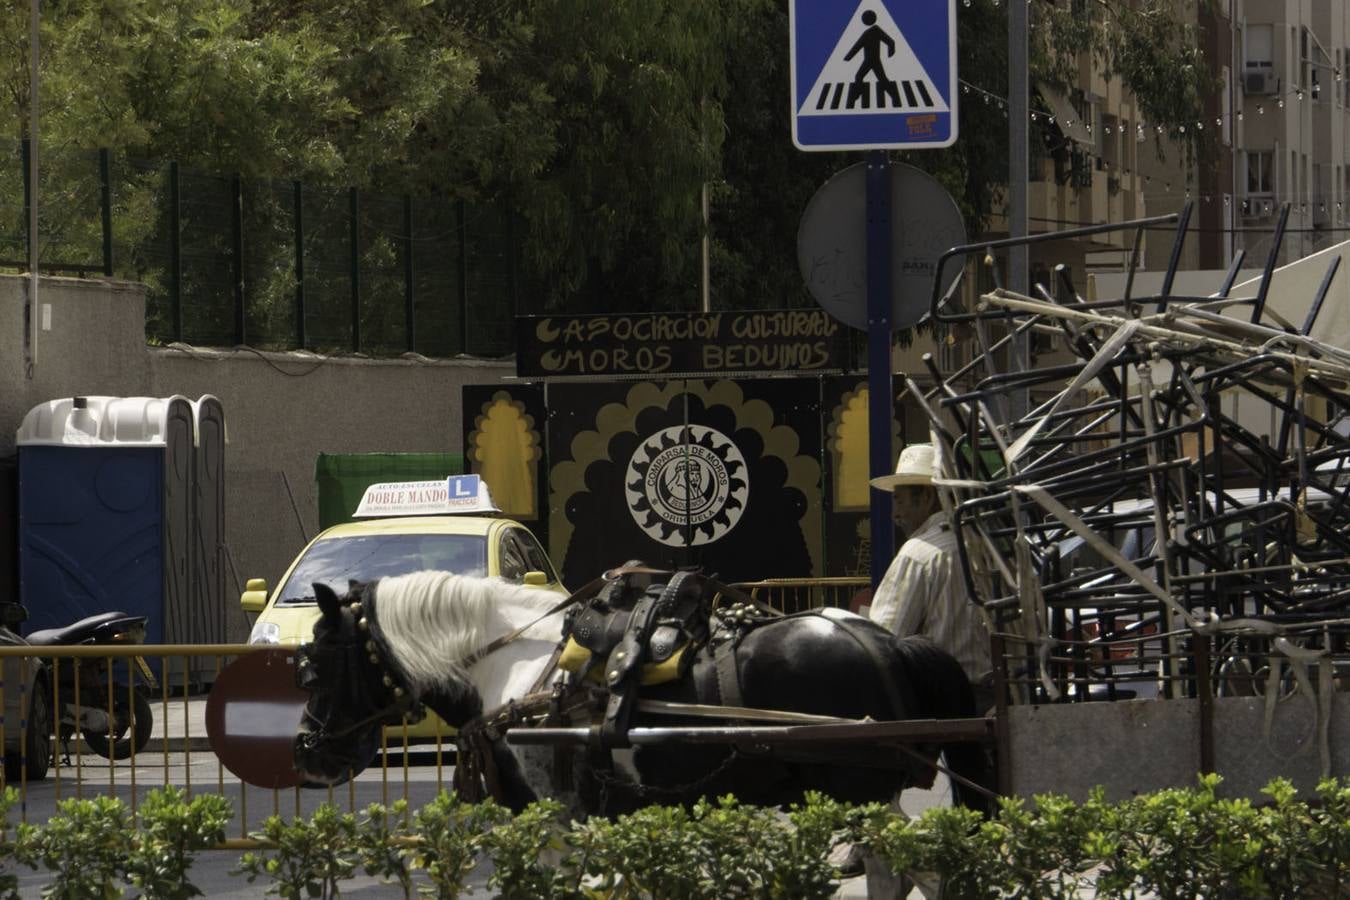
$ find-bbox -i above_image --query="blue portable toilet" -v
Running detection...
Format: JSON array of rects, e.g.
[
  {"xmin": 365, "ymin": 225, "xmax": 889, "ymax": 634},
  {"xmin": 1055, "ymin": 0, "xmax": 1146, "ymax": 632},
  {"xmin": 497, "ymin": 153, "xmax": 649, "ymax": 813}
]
[{"xmin": 15, "ymin": 396, "xmax": 196, "ymax": 646}]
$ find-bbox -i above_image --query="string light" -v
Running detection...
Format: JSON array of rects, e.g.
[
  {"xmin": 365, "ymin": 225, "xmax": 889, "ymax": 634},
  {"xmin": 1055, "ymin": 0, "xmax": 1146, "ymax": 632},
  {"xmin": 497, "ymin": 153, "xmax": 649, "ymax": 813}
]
[
  {"xmin": 955, "ymin": 76, "xmax": 1349, "ymax": 219},
  {"xmin": 958, "ymin": 71, "xmax": 1338, "ymax": 139}
]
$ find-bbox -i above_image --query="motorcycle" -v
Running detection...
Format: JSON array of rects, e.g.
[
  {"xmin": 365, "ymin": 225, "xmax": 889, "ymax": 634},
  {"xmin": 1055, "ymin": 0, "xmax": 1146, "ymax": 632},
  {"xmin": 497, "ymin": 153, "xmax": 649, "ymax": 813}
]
[{"xmin": 23, "ymin": 610, "xmax": 157, "ymax": 761}]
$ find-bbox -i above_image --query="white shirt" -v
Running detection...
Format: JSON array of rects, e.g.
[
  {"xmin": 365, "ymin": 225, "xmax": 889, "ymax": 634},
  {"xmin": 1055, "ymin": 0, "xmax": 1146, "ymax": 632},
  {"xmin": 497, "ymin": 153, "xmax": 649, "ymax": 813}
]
[{"xmin": 868, "ymin": 510, "xmax": 992, "ymax": 684}]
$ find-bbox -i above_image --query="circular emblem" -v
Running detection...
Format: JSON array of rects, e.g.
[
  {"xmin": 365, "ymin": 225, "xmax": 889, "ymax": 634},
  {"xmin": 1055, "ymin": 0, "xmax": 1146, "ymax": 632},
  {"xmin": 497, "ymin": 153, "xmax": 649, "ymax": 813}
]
[{"xmin": 625, "ymin": 425, "xmax": 748, "ymax": 546}]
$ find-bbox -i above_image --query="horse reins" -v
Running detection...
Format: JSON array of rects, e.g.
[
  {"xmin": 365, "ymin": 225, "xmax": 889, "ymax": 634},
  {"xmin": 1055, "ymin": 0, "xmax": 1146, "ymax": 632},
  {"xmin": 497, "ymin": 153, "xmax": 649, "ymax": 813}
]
[{"xmin": 456, "ymin": 564, "xmax": 736, "ymax": 669}]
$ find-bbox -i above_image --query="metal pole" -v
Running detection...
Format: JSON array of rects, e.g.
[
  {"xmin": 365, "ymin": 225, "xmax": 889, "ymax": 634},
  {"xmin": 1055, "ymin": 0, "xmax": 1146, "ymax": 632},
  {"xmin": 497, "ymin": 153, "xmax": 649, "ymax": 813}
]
[
  {"xmin": 701, "ymin": 181, "xmax": 711, "ymax": 313},
  {"xmin": 169, "ymin": 161, "xmax": 182, "ymax": 341},
  {"xmin": 26, "ymin": 0, "xmax": 39, "ymax": 376},
  {"xmin": 231, "ymin": 176, "xmax": 245, "ymax": 344},
  {"xmin": 403, "ymin": 195, "xmax": 415, "ymax": 353},
  {"xmin": 457, "ymin": 199, "xmax": 469, "ymax": 354},
  {"xmin": 349, "ymin": 187, "xmax": 360, "ymax": 353},
  {"xmin": 866, "ymin": 150, "xmax": 894, "ymax": 590},
  {"xmin": 1008, "ymin": 0, "xmax": 1029, "ymax": 419},
  {"xmin": 294, "ymin": 181, "xmax": 305, "ymax": 348},
  {"xmin": 99, "ymin": 148, "xmax": 112, "ymax": 276}
]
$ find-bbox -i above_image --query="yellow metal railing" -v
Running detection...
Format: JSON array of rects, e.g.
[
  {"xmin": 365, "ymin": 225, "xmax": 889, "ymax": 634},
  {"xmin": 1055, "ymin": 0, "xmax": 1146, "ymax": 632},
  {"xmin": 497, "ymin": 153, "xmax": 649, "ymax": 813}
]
[
  {"xmin": 0, "ymin": 581, "xmax": 871, "ymax": 846},
  {"xmin": 0, "ymin": 644, "xmax": 454, "ymax": 848},
  {"xmin": 731, "ymin": 577, "xmax": 870, "ymax": 615}
]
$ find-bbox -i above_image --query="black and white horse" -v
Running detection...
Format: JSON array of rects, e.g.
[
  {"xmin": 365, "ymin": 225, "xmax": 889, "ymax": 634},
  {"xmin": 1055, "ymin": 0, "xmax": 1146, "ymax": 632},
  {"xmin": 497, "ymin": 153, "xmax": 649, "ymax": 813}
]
[{"xmin": 292, "ymin": 569, "xmax": 994, "ymax": 816}]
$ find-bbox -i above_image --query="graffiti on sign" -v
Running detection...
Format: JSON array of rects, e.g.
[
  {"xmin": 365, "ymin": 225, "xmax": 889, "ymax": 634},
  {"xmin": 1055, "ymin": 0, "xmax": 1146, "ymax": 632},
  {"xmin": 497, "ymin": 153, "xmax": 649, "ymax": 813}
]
[{"xmin": 515, "ymin": 311, "xmax": 852, "ymax": 378}]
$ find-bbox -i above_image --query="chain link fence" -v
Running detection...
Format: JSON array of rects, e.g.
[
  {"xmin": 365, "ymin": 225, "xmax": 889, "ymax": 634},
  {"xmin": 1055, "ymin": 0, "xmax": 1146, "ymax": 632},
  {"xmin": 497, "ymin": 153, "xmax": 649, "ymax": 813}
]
[{"xmin": 0, "ymin": 144, "xmax": 518, "ymax": 358}]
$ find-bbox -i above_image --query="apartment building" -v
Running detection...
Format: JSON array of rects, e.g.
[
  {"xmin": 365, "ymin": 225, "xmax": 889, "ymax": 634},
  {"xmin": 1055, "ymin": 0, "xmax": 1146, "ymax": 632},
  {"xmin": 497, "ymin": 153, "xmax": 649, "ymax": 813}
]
[
  {"xmin": 896, "ymin": 0, "xmax": 1238, "ymax": 421},
  {"xmin": 1236, "ymin": 1, "xmax": 1350, "ymax": 266}
]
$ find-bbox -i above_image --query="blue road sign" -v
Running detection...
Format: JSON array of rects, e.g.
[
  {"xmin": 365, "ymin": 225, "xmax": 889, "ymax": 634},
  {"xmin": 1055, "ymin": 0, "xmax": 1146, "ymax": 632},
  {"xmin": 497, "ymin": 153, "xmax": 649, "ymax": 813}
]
[{"xmin": 790, "ymin": 0, "xmax": 957, "ymax": 151}]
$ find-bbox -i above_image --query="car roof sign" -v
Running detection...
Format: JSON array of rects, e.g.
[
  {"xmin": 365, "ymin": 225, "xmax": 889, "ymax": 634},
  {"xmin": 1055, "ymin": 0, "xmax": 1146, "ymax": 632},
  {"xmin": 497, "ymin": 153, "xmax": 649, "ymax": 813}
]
[{"xmin": 353, "ymin": 474, "xmax": 501, "ymax": 517}]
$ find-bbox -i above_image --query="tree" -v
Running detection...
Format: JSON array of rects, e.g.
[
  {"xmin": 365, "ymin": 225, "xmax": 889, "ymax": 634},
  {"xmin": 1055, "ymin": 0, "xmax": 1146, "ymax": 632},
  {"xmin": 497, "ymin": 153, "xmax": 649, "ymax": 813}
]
[{"xmin": 0, "ymin": 0, "xmax": 1218, "ymax": 325}]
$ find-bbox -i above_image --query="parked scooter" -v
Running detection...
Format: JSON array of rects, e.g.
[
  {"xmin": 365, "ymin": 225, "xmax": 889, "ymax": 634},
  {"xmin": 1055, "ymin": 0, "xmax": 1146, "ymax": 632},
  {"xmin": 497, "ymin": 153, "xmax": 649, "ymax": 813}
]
[{"xmin": 25, "ymin": 612, "xmax": 157, "ymax": 760}]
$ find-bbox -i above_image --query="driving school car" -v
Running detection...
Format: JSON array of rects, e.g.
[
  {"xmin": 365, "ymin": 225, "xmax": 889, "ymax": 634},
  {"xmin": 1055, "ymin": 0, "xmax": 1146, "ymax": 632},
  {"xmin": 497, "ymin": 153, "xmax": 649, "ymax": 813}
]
[{"xmin": 240, "ymin": 475, "xmax": 566, "ymax": 740}]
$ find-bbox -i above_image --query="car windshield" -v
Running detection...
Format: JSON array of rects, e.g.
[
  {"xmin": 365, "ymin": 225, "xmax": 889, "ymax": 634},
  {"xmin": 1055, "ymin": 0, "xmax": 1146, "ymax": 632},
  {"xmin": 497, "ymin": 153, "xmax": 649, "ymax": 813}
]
[{"xmin": 276, "ymin": 534, "xmax": 488, "ymax": 606}]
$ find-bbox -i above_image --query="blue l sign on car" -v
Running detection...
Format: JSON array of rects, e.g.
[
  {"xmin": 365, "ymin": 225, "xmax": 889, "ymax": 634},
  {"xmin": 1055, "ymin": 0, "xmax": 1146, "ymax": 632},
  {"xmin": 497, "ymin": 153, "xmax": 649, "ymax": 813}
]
[
  {"xmin": 790, "ymin": 0, "xmax": 957, "ymax": 151},
  {"xmin": 448, "ymin": 474, "xmax": 480, "ymax": 499}
]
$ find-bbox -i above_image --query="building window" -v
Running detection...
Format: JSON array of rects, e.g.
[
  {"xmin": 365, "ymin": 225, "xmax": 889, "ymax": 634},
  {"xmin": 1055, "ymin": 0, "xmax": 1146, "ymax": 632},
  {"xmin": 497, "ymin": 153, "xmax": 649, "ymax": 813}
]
[
  {"xmin": 1301, "ymin": 27, "xmax": 1310, "ymax": 90},
  {"xmin": 1245, "ymin": 25, "xmax": 1274, "ymax": 69},
  {"xmin": 1247, "ymin": 151, "xmax": 1273, "ymax": 195}
]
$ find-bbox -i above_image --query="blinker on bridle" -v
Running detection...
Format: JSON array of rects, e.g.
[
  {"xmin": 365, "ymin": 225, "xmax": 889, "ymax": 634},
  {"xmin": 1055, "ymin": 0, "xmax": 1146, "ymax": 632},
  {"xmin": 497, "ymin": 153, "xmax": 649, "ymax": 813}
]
[{"xmin": 296, "ymin": 598, "xmax": 422, "ymax": 744}]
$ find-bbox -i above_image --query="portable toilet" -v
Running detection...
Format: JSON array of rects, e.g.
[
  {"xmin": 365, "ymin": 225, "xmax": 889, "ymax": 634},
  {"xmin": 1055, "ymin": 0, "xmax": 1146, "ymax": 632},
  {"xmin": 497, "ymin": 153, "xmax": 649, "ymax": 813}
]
[
  {"xmin": 185, "ymin": 395, "xmax": 226, "ymax": 687},
  {"xmin": 15, "ymin": 396, "xmax": 195, "ymax": 648}
]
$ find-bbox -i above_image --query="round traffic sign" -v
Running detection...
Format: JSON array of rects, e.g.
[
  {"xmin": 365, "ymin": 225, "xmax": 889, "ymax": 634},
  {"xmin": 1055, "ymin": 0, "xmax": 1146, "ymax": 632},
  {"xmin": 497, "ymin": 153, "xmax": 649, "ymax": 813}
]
[
  {"xmin": 797, "ymin": 162, "xmax": 966, "ymax": 331},
  {"xmin": 205, "ymin": 648, "xmax": 309, "ymax": 789}
]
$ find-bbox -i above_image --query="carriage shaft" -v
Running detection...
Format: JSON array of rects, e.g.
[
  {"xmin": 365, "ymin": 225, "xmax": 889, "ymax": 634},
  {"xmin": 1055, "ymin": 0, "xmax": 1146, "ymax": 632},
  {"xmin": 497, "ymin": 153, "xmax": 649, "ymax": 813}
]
[{"xmin": 505, "ymin": 717, "xmax": 992, "ymax": 748}]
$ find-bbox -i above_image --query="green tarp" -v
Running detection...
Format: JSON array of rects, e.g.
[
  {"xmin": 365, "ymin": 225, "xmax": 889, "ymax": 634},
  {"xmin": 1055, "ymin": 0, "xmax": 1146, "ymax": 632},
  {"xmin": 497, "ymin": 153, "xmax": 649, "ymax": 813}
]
[{"xmin": 314, "ymin": 452, "xmax": 464, "ymax": 530}]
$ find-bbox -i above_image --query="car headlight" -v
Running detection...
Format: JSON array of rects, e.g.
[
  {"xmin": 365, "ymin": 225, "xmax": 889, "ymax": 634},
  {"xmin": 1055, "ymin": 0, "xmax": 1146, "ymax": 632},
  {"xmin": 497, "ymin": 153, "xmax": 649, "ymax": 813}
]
[{"xmin": 248, "ymin": 622, "xmax": 282, "ymax": 645}]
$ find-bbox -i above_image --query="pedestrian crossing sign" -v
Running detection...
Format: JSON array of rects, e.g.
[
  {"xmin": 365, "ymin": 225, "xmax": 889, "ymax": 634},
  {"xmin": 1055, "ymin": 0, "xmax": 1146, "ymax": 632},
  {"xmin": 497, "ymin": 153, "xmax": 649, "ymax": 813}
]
[{"xmin": 790, "ymin": 0, "xmax": 957, "ymax": 151}]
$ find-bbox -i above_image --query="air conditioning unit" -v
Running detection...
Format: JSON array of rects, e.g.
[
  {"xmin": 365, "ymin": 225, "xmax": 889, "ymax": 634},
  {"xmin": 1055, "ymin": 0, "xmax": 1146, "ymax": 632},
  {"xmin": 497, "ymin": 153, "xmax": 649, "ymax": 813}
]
[
  {"xmin": 1243, "ymin": 198, "xmax": 1275, "ymax": 218},
  {"xmin": 1245, "ymin": 70, "xmax": 1279, "ymax": 95}
]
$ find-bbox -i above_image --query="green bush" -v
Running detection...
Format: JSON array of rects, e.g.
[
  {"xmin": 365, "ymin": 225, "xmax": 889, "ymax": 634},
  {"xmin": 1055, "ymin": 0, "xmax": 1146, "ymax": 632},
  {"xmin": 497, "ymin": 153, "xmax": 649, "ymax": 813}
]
[
  {"xmin": 10, "ymin": 788, "xmax": 229, "ymax": 900},
  {"xmin": 8, "ymin": 778, "xmax": 1350, "ymax": 896}
]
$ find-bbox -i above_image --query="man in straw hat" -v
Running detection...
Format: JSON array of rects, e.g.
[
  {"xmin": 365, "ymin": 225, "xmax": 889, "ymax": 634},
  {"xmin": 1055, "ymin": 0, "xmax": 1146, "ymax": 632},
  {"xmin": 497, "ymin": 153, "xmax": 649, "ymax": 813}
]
[
  {"xmin": 867, "ymin": 443, "xmax": 992, "ymax": 706},
  {"xmin": 848, "ymin": 443, "xmax": 993, "ymax": 897}
]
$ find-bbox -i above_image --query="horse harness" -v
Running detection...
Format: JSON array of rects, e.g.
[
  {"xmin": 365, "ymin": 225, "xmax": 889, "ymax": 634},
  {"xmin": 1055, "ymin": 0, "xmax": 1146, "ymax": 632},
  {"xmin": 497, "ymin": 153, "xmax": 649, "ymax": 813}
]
[{"xmin": 302, "ymin": 566, "xmax": 932, "ymax": 804}]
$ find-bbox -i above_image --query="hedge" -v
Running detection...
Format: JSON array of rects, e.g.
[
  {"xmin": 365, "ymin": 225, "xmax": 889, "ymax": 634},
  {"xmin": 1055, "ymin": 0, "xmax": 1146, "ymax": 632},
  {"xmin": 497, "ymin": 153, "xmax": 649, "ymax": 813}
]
[{"xmin": 3, "ymin": 774, "xmax": 1349, "ymax": 898}]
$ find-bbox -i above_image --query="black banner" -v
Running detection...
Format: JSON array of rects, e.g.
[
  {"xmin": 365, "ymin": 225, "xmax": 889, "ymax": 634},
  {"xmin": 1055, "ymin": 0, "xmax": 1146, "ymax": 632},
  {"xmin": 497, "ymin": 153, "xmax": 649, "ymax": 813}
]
[
  {"xmin": 515, "ymin": 310, "xmax": 853, "ymax": 378},
  {"xmin": 463, "ymin": 376, "xmax": 900, "ymax": 587}
]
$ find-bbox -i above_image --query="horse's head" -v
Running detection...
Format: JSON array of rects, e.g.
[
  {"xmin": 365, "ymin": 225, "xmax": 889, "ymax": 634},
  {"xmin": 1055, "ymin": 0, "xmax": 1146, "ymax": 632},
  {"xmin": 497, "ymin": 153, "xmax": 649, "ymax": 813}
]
[{"xmin": 292, "ymin": 579, "xmax": 416, "ymax": 785}]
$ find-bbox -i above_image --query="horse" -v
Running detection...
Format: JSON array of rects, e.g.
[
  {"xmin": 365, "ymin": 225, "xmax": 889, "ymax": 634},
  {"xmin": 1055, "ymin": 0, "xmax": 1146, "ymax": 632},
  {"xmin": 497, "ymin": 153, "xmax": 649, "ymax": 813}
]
[{"xmin": 292, "ymin": 569, "xmax": 996, "ymax": 818}]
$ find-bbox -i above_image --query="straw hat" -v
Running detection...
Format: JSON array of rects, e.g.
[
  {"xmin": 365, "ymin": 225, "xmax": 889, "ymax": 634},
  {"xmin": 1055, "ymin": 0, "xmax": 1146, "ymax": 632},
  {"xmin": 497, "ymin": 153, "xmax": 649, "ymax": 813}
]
[{"xmin": 869, "ymin": 443, "xmax": 935, "ymax": 491}]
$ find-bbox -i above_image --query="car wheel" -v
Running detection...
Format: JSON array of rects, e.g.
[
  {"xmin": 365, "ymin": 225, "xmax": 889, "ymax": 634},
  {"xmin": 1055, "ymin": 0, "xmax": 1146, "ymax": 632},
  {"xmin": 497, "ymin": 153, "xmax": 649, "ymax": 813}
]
[{"xmin": 4, "ymin": 680, "xmax": 52, "ymax": 782}]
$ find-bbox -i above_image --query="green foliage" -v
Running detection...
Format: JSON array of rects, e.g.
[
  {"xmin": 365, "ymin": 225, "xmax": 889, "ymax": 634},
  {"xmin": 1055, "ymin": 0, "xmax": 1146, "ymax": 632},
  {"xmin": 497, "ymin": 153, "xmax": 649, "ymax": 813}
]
[
  {"xmin": 1034, "ymin": 0, "xmax": 1218, "ymax": 166},
  {"xmin": 482, "ymin": 798, "xmax": 576, "ymax": 900},
  {"xmin": 124, "ymin": 787, "xmax": 232, "ymax": 900},
  {"xmin": 565, "ymin": 804, "xmax": 702, "ymax": 899},
  {"xmin": 235, "ymin": 803, "xmax": 359, "ymax": 900},
  {"xmin": 15, "ymin": 795, "xmax": 132, "ymax": 900},
  {"xmin": 987, "ymin": 793, "xmax": 1096, "ymax": 899},
  {"xmin": 1110, "ymin": 773, "xmax": 1264, "ymax": 898},
  {"xmin": 863, "ymin": 801, "xmax": 1002, "ymax": 899},
  {"xmin": 353, "ymin": 801, "xmax": 415, "ymax": 898},
  {"xmin": 1, "ymin": 0, "xmax": 1221, "ymax": 324},
  {"xmin": 408, "ymin": 790, "xmax": 509, "ymax": 899},
  {"xmin": 12, "ymin": 779, "xmax": 1350, "ymax": 895},
  {"xmin": 0, "ymin": 788, "xmax": 22, "ymax": 900},
  {"xmin": 1307, "ymin": 777, "xmax": 1350, "ymax": 897}
]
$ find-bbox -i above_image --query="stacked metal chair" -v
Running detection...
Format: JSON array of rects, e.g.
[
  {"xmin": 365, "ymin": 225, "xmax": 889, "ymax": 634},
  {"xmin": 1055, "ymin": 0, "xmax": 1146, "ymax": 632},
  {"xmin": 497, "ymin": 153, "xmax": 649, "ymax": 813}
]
[{"xmin": 912, "ymin": 203, "xmax": 1350, "ymax": 711}]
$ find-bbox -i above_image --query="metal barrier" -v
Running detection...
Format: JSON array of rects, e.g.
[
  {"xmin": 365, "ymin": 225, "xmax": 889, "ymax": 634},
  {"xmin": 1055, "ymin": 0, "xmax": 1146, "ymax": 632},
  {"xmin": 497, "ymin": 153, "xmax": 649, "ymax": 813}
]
[
  {"xmin": 0, "ymin": 583, "xmax": 871, "ymax": 846},
  {"xmin": 0, "ymin": 644, "xmax": 455, "ymax": 848},
  {"xmin": 730, "ymin": 577, "xmax": 870, "ymax": 615}
]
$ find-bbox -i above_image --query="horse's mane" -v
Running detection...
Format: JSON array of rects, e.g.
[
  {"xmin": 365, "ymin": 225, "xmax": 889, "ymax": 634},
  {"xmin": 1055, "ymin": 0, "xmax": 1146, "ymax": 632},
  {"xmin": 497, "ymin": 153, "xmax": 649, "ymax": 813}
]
[{"xmin": 372, "ymin": 570, "xmax": 563, "ymax": 692}]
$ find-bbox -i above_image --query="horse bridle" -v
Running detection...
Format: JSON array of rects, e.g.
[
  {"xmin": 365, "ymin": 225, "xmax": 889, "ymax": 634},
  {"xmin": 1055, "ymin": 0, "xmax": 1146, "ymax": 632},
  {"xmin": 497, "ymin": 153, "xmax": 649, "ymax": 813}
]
[{"xmin": 295, "ymin": 594, "xmax": 422, "ymax": 745}]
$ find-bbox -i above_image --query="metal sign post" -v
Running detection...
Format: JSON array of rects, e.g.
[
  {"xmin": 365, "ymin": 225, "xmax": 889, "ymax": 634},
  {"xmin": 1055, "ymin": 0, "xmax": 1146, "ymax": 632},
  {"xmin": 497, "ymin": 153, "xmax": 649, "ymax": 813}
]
[
  {"xmin": 865, "ymin": 151, "xmax": 893, "ymax": 588},
  {"xmin": 791, "ymin": 0, "xmax": 958, "ymax": 589}
]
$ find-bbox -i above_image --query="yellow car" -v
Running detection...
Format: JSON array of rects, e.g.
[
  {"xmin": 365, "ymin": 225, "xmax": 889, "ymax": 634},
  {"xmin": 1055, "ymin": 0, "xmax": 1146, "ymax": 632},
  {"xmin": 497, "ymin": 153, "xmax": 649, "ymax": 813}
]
[{"xmin": 239, "ymin": 476, "xmax": 566, "ymax": 741}]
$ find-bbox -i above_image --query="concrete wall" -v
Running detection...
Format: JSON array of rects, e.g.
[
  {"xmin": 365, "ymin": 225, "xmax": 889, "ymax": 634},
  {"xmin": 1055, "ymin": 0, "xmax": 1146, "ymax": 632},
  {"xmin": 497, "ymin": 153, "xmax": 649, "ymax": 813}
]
[
  {"xmin": 1, "ymin": 275, "xmax": 513, "ymax": 640},
  {"xmin": 1009, "ymin": 694, "xmax": 1350, "ymax": 802}
]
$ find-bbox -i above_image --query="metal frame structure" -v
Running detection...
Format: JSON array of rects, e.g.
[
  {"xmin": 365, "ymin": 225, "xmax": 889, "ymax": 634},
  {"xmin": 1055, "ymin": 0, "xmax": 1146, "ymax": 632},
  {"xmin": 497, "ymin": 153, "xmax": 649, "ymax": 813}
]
[{"xmin": 910, "ymin": 202, "xmax": 1350, "ymax": 777}]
